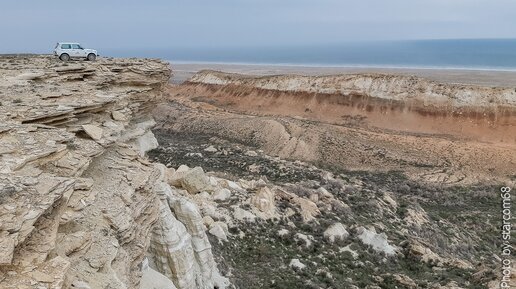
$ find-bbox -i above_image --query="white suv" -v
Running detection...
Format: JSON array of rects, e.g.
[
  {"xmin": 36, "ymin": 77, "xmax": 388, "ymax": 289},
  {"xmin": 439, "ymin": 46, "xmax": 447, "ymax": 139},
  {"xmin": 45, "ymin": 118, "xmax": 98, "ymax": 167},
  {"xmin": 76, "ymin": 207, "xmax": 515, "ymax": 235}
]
[{"xmin": 54, "ymin": 42, "xmax": 98, "ymax": 61}]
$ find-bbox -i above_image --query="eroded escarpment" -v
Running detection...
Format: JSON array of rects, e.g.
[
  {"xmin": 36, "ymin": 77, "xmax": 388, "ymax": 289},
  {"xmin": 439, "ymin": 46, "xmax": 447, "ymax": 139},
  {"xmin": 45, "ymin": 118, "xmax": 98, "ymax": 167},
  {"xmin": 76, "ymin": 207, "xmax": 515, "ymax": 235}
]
[
  {"xmin": 0, "ymin": 56, "xmax": 227, "ymax": 289},
  {"xmin": 185, "ymin": 70, "xmax": 516, "ymax": 143},
  {"xmin": 155, "ymin": 70, "xmax": 516, "ymax": 185}
]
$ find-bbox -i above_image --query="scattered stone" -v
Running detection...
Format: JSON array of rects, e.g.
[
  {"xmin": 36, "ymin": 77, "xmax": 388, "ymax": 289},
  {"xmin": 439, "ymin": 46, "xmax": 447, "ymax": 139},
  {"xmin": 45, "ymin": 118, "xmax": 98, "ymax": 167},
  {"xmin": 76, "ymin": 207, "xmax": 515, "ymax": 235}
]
[
  {"xmin": 247, "ymin": 163, "xmax": 261, "ymax": 173},
  {"xmin": 203, "ymin": 216, "xmax": 215, "ymax": 228},
  {"xmin": 82, "ymin": 125, "xmax": 103, "ymax": 141},
  {"xmin": 382, "ymin": 193, "xmax": 397, "ymax": 208},
  {"xmin": 289, "ymin": 259, "xmax": 306, "ymax": 270},
  {"xmin": 340, "ymin": 245, "xmax": 359, "ymax": 259},
  {"xmin": 277, "ymin": 229, "xmax": 289, "ymax": 237},
  {"xmin": 209, "ymin": 222, "xmax": 229, "ymax": 243},
  {"xmin": 393, "ymin": 274, "xmax": 417, "ymax": 288},
  {"xmin": 408, "ymin": 241, "xmax": 442, "ymax": 264},
  {"xmin": 233, "ymin": 207, "xmax": 256, "ymax": 222},
  {"xmin": 404, "ymin": 207, "xmax": 430, "ymax": 227},
  {"xmin": 212, "ymin": 188, "xmax": 231, "ymax": 201},
  {"xmin": 221, "ymin": 179, "xmax": 244, "ymax": 192},
  {"xmin": 323, "ymin": 223, "xmax": 349, "ymax": 243},
  {"xmin": 250, "ymin": 186, "xmax": 276, "ymax": 218},
  {"xmin": 295, "ymin": 233, "xmax": 314, "ymax": 248},
  {"xmin": 204, "ymin": 145, "xmax": 218, "ymax": 152},
  {"xmin": 178, "ymin": 166, "xmax": 212, "ymax": 194},
  {"xmin": 317, "ymin": 187, "xmax": 332, "ymax": 198},
  {"xmin": 357, "ymin": 226, "xmax": 397, "ymax": 256},
  {"xmin": 71, "ymin": 280, "xmax": 91, "ymax": 289}
]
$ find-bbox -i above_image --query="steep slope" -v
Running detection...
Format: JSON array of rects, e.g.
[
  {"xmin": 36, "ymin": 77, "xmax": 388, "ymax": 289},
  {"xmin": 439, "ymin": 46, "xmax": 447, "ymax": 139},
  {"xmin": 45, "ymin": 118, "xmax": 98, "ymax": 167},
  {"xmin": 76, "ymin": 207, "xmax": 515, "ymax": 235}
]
[
  {"xmin": 185, "ymin": 70, "xmax": 516, "ymax": 143},
  {"xmin": 189, "ymin": 70, "xmax": 516, "ymax": 108},
  {"xmin": 153, "ymin": 70, "xmax": 516, "ymax": 185},
  {"xmin": 146, "ymin": 69, "xmax": 516, "ymax": 288}
]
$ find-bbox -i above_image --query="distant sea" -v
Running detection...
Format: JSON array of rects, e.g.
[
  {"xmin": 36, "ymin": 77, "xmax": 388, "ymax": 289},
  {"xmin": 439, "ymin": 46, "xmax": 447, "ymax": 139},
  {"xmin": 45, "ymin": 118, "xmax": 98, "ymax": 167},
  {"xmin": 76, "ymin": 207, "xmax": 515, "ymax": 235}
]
[{"xmin": 103, "ymin": 39, "xmax": 516, "ymax": 71}]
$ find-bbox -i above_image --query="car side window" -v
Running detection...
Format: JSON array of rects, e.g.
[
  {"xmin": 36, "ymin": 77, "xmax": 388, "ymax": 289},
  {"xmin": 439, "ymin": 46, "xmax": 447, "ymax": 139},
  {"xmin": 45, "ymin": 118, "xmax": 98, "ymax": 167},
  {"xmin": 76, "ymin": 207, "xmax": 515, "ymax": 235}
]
[
  {"xmin": 72, "ymin": 44, "xmax": 81, "ymax": 49},
  {"xmin": 61, "ymin": 44, "xmax": 71, "ymax": 49}
]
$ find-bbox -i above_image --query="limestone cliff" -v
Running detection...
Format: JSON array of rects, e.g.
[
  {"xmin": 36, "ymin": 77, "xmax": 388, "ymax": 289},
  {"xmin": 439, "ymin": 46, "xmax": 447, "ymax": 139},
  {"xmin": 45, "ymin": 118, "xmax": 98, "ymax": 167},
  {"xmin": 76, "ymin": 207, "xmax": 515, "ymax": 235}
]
[
  {"xmin": 188, "ymin": 70, "xmax": 516, "ymax": 108},
  {"xmin": 0, "ymin": 56, "xmax": 227, "ymax": 289}
]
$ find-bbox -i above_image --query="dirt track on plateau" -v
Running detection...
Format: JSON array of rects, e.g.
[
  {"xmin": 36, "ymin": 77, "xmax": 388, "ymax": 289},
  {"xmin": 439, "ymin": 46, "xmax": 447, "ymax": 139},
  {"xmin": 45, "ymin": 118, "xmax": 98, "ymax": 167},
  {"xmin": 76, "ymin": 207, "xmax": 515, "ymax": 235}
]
[{"xmin": 154, "ymin": 81, "xmax": 516, "ymax": 186}]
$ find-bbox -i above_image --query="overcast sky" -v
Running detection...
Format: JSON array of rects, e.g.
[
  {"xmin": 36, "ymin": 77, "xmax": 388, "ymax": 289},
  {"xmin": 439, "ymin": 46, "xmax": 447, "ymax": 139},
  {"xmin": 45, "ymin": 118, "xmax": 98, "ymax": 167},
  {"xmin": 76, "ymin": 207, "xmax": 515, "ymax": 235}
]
[{"xmin": 1, "ymin": 0, "xmax": 516, "ymax": 53}]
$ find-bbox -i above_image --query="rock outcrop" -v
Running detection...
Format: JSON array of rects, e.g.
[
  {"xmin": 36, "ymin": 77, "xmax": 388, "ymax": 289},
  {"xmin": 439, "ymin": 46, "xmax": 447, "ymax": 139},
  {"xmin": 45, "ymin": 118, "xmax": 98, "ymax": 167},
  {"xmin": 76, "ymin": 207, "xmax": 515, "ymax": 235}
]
[{"xmin": 0, "ymin": 56, "xmax": 226, "ymax": 289}]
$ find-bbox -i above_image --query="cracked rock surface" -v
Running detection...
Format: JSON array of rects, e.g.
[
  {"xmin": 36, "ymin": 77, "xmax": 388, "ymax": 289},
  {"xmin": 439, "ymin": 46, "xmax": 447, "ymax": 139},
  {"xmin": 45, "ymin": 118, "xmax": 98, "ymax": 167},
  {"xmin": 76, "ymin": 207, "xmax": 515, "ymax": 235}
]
[{"xmin": 0, "ymin": 56, "xmax": 227, "ymax": 289}]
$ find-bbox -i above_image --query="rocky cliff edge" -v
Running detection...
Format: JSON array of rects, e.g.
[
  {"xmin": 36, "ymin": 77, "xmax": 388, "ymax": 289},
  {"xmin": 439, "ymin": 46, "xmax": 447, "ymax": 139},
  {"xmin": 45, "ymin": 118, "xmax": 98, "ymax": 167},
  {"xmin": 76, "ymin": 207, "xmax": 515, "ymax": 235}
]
[{"xmin": 0, "ymin": 56, "xmax": 227, "ymax": 289}]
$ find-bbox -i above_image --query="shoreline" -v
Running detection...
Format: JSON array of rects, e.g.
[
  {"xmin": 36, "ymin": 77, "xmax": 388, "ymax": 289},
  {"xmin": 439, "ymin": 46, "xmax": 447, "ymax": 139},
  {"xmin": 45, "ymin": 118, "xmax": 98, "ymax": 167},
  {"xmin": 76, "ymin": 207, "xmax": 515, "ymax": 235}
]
[
  {"xmin": 169, "ymin": 60, "xmax": 516, "ymax": 72},
  {"xmin": 170, "ymin": 61, "xmax": 516, "ymax": 87}
]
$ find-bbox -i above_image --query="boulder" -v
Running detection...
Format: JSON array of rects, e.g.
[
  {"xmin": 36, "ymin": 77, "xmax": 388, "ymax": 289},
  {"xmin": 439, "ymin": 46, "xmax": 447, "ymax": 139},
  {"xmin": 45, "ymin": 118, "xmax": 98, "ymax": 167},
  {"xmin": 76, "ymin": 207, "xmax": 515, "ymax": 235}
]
[
  {"xmin": 357, "ymin": 226, "xmax": 397, "ymax": 256},
  {"xmin": 289, "ymin": 259, "xmax": 306, "ymax": 270},
  {"xmin": 339, "ymin": 245, "xmax": 359, "ymax": 259},
  {"xmin": 208, "ymin": 222, "xmax": 229, "ymax": 243},
  {"xmin": 202, "ymin": 216, "xmax": 215, "ymax": 228},
  {"xmin": 250, "ymin": 186, "xmax": 276, "ymax": 219},
  {"xmin": 204, "ymin": 145, "xmax": 218, "ymax": 152},
  {"xmin": 294, "ymin": 233, "xmax": 314, "ymax": 248},
  {"xmin": 221, "ymin": 179, "xmax": 245, "ymax": 192},
  {"xmin": 172, "ymin": 166, "xmax": 212, "ymax": 194},
  {"xmin": 277, "ymin": 229, "xmax": 289, "ymax": 237},
  {"xmin": 323, "ymin": 223, "xmax": 349, "ymax": 243},
  {"xmin": 233, "ymin": 207, "xmax": 256, "ymax": 222},
  {"xmin": 212, "ymin": 188, "xmax": 231, "ymax": 201},
  {"xmin": 317, "ymin": 187, "xmax": 332, "ymax": 198}
]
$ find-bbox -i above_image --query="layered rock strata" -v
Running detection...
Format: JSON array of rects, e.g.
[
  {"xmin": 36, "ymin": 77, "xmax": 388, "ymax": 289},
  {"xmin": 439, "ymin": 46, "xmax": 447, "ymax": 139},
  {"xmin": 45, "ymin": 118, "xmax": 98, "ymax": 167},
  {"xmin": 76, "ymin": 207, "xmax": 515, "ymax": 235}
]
[{"xmin": 0, "ymin": 56, "xmax": 226, "ymax": 289}]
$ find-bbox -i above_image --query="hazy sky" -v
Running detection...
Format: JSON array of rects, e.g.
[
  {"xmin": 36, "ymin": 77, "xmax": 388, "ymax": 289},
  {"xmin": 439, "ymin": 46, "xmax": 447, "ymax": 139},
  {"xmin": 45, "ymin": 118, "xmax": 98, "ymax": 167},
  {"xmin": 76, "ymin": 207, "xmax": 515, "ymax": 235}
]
[{"xmin": 1, "ymin": 0, "xmax": 516, "ymax": 53}]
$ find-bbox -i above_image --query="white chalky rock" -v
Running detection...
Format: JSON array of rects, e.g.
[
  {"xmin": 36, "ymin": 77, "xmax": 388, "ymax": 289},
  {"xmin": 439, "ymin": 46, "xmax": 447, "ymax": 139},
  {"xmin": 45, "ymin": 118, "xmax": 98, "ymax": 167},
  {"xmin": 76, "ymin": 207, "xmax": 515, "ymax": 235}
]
[
  {"xmin": 323, "ymin": 223, "xmax": 349, "ymax": 243},
  {"xmin": 295, "ymin": 233, "xmax": 314, "ymax": 248},
  {"xmin": 208, "ymin": 222, "xmax": 229, "ymax": 243},
  {"xmin": 204, "ymin": 145, "xmax": 218, "ymax": 152},
  {"xmin": 357, "ymin": 226, "xmax": 397, "ymax": 256},
  {"xmin": 177, "ymin": 167, "xmax": 213, "ymax": 194},
  {"xmin": 233, "ymin": 207, "xmax": 256, "ymax": 222},
  {"xmin": 289, "ymin": 259, "xmax": 306, "ymax": 270},
  {"xmin": 277, "ymin": 229, "xmax": 289, "ymax": 237},
  {"xmin": 250, "ymin": 186, "xmax": 276, "ymax": 219},
  {"xmin": 212, "ymin": 188, "xmax": 231, "ymax": 201}
]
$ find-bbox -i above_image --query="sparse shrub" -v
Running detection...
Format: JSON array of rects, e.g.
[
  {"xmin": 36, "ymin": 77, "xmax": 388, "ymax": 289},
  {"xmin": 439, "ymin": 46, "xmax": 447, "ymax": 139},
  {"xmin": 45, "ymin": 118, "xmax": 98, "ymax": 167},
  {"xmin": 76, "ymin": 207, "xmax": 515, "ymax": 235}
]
[
  {"xmin": 397, "ymin": 200, "xmax": 409, "ymax": 218},
  {"xmin": 66, "ymin": 140, "xmax": 78, "ymax": 150}
]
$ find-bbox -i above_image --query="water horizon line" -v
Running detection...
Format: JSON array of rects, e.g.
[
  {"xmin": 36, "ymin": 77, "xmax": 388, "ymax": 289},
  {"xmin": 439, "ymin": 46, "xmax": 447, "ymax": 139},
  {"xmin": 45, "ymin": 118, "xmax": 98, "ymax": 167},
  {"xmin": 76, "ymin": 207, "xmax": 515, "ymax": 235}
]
[{"xmin": 167, "ymin": 60, "xmax": 516, "ymax": 73}]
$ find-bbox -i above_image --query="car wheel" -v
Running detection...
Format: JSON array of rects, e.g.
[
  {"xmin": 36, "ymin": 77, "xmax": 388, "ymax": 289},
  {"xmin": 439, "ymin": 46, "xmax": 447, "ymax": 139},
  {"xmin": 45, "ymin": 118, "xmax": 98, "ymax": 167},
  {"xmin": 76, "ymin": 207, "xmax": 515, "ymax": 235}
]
[
  {"xmin": 59, "ymin": 53, "xmax": 70, "ymax": 61},
  {"xmin": 87, "ymin": 53, "xmax": 96, "ymax": 61}
]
